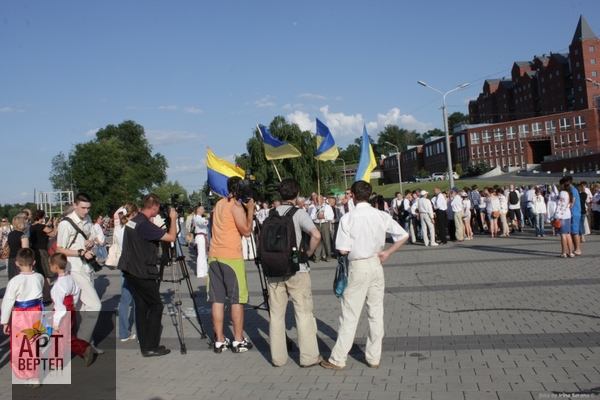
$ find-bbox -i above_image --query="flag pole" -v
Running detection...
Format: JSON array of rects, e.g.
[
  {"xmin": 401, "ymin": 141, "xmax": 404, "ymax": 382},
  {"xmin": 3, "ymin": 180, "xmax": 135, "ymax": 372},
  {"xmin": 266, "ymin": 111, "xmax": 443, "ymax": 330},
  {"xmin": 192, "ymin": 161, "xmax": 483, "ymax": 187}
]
[{"xmin": 257, "ymin": 124, "xmax": 283, "ymax": 182}]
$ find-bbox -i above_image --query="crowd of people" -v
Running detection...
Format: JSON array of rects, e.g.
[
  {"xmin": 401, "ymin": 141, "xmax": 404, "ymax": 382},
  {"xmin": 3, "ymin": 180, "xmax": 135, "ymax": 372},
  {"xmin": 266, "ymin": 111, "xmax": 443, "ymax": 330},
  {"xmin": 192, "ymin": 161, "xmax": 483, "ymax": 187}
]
[{"xmin": 1, "ymin": 175, "xmax": 598, "ymax": 384}]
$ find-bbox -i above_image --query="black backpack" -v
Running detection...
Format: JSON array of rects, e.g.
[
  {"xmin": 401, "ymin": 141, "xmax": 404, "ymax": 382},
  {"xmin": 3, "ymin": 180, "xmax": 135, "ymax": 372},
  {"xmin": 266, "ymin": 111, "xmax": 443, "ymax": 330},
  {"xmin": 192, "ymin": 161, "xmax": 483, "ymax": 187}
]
[
  {"xmin": 397, "ymin": 200, "xmax": 409, "ymax": 220},
  {"xmin": 258, "ymin": 206, "xmax": 302, "ymax": 278},
  {"xmin": 508, "ymin": 191, "xmax": 519, "ymax": 205}
]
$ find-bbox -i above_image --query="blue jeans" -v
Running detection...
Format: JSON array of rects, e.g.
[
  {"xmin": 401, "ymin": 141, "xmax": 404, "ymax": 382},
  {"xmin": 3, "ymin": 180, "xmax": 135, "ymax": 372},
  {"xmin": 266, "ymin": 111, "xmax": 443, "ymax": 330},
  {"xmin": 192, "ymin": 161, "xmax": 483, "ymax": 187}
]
[
  {"xmin": 119, "ymin": 275, "xmax": 136, "ymax": 339},
  {"xmin": 534, "ymin": 213, "xmax": 545, "ymax": 236}
]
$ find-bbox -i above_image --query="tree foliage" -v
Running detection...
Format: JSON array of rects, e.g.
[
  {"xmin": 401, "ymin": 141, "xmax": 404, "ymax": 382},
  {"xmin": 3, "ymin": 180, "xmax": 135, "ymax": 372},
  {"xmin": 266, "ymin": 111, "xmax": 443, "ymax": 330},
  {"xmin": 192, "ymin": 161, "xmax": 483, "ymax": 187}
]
[
  {"xmin": 49, "ymin": 120, "xmax": 167, "ymax": 215},
  {"xmin": 234, "ymin": 116, "xmax": 337, "ymax": 202}
]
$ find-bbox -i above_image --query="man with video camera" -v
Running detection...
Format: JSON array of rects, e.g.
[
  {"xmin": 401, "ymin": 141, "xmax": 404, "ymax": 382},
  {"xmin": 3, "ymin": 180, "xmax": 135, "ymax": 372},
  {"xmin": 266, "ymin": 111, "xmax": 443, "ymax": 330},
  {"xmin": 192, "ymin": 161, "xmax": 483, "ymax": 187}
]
[
  {"xmin": 118, "ymin": 194, "xmax": 179, "ymax": 357},
  {"xmin": 208, "ymin": 176, "xmax": 255, "ymax": 353}
]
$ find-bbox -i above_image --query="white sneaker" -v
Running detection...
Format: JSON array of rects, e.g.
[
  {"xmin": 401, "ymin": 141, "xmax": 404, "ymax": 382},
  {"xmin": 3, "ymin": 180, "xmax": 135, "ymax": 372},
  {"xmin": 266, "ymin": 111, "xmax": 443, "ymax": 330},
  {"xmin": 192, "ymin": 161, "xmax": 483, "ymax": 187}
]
[
  {"xmin": 430, "ymin": 242, "xmax": 439, "ymax": 246},
  {"xmin": 120, "ymin": 333, "xmax": 136, "ymax": 342},
  {"xmin": 92, "ymin": 345, "xmax": 106, "ymax": 355}
]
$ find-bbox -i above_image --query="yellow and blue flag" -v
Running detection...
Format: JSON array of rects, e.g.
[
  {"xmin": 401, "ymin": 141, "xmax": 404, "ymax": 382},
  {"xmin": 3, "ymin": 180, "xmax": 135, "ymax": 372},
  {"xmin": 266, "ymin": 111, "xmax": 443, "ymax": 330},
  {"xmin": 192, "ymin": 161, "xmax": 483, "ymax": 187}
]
[
  {"xmin": 315, "ymin": 118, "xmax": 339, "ymax": 161},
  {"xmin": 257, "ymin": 124, "xmax": 301, "ymax": 160},
  {"xmin": 354, "ymin": 125, "xmax": 377, "ymax": 183},
  {"xmin": 206, "ymin": 148, "xmax": 245, "ymax": 197}
]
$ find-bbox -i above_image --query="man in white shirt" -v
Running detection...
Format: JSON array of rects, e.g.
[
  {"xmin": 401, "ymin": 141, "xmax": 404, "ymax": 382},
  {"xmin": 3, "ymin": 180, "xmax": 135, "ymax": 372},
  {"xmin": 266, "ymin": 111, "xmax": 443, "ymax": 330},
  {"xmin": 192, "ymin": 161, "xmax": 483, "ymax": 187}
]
[
  {"xmin": 433, "ymin": 187, "xmax": 448, "ymax": 244},
  {"xmin": 320, "ymin": 180, "xmax": 408, "ymax": 370},
  {"xmin": 56, "ymin": 193, "xmax": 101, "ymax": 348},
  {"xmin": 450, "ymin": 187, "xmax": 464, "ymax": 242},
  {"xmin": 418, "ymin": 191, "xmax": 437, "ymax": 246},
  {"xmin": 193, "ymin": 205, "xmax": 210, "ymax": 278},
  {"xmin": 391, "ymin": 192, "xmax": 403, "ymax": 222},
  {"xmin": 310, "ymin": 195, "xmax": 334, "ymax": 262}
]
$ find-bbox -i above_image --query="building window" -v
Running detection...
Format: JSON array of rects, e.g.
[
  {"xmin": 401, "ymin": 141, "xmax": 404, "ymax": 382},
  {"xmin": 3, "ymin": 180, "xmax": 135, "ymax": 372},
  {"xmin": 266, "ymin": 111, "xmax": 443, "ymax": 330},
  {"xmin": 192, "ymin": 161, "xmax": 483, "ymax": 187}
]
[
  {"xmin": 557, "ymin": 71, "xmax": 560, "ymax": 76},
  {"xmin": 560, "ymin": 135, "xmax": 565, "ymax": 147},
  {"xmin": 522, "ymin": 156, "xmax": 525, "ymax": 166},
  {"xmin": 482, "ymin": 130, "xmax": 492, "ymax": 143},
  {"xmin": 471, "ymin": 148, "xmax": 475, "ymax": 158},
  {"xmin": 483, "ymin": 146, "xmax": 487, "ymax": 157},
  {"xmin": 494, "ymin": 128, "xmax": 504, "ymax": 141},
  {"xmin": 575, "ymin": 132, "xmax": 580, "ymax": 145},
  {"xmin": 490, "ymin": 158, "xmax": 494, "ymax": 168},
  {"xmin": 501, "ymin": 143, "xmax": 505, "ymax": 155},
  {"xmin": 470, "ymin": 132, "xmax": 480, "ymax": 144},
  {"xmin": 568, "ymin": 133, "xmax": 573, "ymax": 146},
  {"xmin": 554, "ymin": 135, "xmax": 558, "ymax": 148},
  {"xmin": 489, "ymin": 144, "xmax": 493, "ymax": 155},
  {"xmin": 592, "ymin": 58, "xmax": 597, "ymax": 65},
  {"xmin": 590, "ymin": 46, "xmax": 596, "ymax": 52},
  {"xmin": 502, "ymin": 158, "xmax": 506, "ymax": 167},
  {"xmin": 495, "ymin": 144, "xmax": 499, "ymax": 155},
  {"xmin": 515, "ymin": 156, "xmax": 520, "ymax": 166},
  {"xmin": 508, "ymin": 144, "xmax": 511, "ymax": 155},
  {"xmin": 574, "ymin": 115, "xmax": 586, "ymax": 129},
  {"xmin": 583, "ymin": 132, "xmax": 588, "ymax": 144},
  {"xmin": 532, "ymin": 122, "xmax": 543, "ymax": 136},
  {"xmin": 518, "ymin": 124, "xmax": 530, "ymax": 138},
  {"xmin": 514, "ymin": 142, "xmax": 518, "ymax": 153},
  {"xmin": 545, "ymin": 120, "xmax": 556, "ymax": 134},
  {"xmin": 506, "ymin": 126, "xmax": 516, "ymax": 140},
  {"xmin": 477, "ymin": 147, "xmax": 481, "ymax": 158},
  {"xmin": 559, "ymin": 117, "xmax": 571, "ymax": 132},
  {"xmin": 593, "ymin": 71, "xmax": 598, "ymax": 77}
]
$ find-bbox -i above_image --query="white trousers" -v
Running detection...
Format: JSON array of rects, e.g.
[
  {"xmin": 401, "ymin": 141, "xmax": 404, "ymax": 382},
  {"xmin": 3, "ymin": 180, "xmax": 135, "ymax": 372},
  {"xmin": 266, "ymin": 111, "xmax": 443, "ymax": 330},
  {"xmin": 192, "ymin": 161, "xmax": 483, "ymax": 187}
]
[
  {"xmin": 329, "ymin": 256, "xmax": 385, "ymax": 367},
  {"xmin": 70, "ymin": 268, "xmax": 101, "ymax": 343},
  {"xmin": 195, "ymin": 235, "xmax": 208, "ymax": 278},
  {"xmin": 420, "ymin": 214, "xmax": 436, "ymax": 245}
]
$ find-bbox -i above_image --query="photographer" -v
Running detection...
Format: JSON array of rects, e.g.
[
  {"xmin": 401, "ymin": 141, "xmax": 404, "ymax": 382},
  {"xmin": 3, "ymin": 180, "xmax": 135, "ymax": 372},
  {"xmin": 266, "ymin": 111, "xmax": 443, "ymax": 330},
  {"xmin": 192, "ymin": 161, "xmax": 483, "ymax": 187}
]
[
  {"xmin": 208, "ymin": 176, "xmax": 254, "ymax": 353},
  {"xmin": 56, "ymin": 193, "xmax": 102, "ymax": 351},
  {"xmin": 118, "ymin": 194, "xmax": 179, "ymax": 357}
]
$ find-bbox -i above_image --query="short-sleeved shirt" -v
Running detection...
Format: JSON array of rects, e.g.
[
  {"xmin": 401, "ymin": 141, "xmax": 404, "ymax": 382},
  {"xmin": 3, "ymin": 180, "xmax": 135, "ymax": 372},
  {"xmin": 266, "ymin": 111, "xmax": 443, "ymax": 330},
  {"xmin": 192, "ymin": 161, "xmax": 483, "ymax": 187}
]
[
  {"xmin": 570, "ymin": 186, "xmax": 581, "ymax": 216},
  {"xmin": 275, "ymin": 204, "xmax": 316, "ymax": 272},
  {"xmin": 56, "ymin": 212, "xmax": 96, "ymax": 272},
  {"xmin": 336, "ymin": 202, "xmax": 408, "ymax": 262}
]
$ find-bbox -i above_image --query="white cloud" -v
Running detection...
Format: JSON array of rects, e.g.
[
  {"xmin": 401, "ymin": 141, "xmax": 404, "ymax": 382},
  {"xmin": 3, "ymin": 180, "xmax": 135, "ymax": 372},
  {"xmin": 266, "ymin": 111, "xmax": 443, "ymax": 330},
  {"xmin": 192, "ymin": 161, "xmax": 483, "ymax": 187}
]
[
  {"xmin": 375, "ymin": 108, "xmax": 432, "ymax": 132},
  {"xmin": 286, "ymin": 110, "xmax": 313, "ymax": 132},
  {"xmin": 159, "ymin": 105, "xmax": 179, "ymax": 111},
  {"xmin": 319, "ymin": 105, "xmax": 365, "ymax": 139},
  {"xmin": 85, "ymin": 128, "xmax": 99, "ymax": 137},
  {"xmin": 253, "ymin": 96, "xmax": 276, "ymax": 109},
  {"xmin": 298, "ymin": 92, "xmax": 326, "ymax": 100},
  {"xmin": 282, "ymin": 103, "xmax": 304, "ymax": 110},
  {"xmin": 183, "ymin": 107, "xmax": 203, "ymax": 115},
  {"xmin": 167, "ymin": 163, "xmax": 203, "ymax": 174},
  {"xmin": 146, "ymin": 129, "xmax": 204, "ymax": 145},
  {"xmin": 0, "ymin": 106, "xmax": 25, "ymax": 114}
]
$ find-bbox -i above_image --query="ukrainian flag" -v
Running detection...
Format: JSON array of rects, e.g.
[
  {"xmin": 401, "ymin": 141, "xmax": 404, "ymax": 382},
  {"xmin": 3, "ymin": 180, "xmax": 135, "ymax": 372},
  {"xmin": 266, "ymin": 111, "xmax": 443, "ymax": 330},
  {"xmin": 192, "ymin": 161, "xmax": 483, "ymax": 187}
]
[
  {"xmin": 257, "ymin": 124, "xmax": 301, "ymax": 160},
  {"xmin": 206, "ymin": 148, "xmax": 245, "ymax": 197},
  {"xmin": 354, "ymin": 125, "xmax": 377, "ymax": 183},
  {"xmin": 315, "ymin": 118, "xmax": 339, "ymax": 161}
]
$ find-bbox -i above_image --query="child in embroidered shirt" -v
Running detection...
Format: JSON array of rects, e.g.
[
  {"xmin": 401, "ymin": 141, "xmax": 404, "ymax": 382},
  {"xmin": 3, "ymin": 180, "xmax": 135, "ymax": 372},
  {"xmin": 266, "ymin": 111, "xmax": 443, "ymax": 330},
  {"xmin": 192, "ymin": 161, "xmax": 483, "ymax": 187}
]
[
  {"xmin": 1, "ymin": 248, "xmax": 44, "ymax": 387},
  {"xmin": 49, "ymin": 253, "xmax": 94, "ymax": 367}
]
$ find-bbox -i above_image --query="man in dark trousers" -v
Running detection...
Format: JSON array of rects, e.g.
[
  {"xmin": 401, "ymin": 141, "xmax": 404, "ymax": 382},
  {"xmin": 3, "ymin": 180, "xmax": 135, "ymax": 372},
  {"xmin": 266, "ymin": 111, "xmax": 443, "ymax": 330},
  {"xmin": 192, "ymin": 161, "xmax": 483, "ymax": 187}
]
[{"xmin": 118, "ymin": 194, "xmax": 179, "ymax": 357}]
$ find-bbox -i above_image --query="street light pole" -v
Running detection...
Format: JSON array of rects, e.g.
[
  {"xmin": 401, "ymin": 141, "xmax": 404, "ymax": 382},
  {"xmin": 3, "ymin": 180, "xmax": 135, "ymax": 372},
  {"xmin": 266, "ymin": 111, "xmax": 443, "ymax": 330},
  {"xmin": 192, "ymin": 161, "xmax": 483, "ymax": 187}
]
[
  {"xmin": 417, "ymin": 80, "xmax": 469, "ymax": 189},
  {"xmin": 385, "ymin": 141, "xmax": 402, "ymax": 194},
  {"xmin": 334, "ymin": 158, "xmax": 347, "ymax": 190}
]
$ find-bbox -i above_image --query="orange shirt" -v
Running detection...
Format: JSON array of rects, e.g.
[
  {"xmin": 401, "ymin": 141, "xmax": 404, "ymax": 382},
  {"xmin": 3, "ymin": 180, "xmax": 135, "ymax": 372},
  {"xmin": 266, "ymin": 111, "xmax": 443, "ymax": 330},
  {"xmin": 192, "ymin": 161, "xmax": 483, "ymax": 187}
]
[{"xmin": 208, "ymin": 198, "xmax": 243, "ymax": 259}]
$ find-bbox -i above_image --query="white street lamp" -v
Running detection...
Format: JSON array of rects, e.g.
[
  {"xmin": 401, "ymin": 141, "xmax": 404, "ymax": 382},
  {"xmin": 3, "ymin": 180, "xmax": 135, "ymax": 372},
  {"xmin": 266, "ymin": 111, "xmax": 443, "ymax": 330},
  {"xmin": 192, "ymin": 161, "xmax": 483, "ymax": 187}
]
[
  {"xmin": 417, "ymin": 80, "xmax": 469, "ymax": 188},
  {"xmin": 385, "ymin": 141, "xmax": 402, "ymax": 194}
]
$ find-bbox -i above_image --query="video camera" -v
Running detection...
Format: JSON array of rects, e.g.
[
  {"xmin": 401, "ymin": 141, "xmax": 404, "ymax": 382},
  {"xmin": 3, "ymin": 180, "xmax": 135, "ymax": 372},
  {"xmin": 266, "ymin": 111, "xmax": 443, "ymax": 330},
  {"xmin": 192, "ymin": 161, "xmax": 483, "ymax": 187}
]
[
  {"xmin": 159, "ymin": 194, "xmax": 190, "ymax": 228},
  {"xmin": 236, "ymin": 170, "xmax": 261, "ymax": 203}
]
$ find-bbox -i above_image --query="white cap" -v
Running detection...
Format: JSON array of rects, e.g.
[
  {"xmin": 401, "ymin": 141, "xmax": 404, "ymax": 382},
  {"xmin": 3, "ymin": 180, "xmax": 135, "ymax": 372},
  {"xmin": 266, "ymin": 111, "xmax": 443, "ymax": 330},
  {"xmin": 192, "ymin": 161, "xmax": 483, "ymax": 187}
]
[{"xmin": 421, "ymin": 190, "xmax": 428, "ymax": 196}]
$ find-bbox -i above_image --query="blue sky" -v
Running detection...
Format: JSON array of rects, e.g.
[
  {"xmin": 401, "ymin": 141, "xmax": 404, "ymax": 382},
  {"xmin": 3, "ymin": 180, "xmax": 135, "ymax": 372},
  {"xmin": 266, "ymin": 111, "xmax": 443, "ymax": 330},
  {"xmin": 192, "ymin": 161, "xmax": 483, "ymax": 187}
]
[{"xmin": 1, "ymin": 1, "xmax": 599, "ymax": 205}]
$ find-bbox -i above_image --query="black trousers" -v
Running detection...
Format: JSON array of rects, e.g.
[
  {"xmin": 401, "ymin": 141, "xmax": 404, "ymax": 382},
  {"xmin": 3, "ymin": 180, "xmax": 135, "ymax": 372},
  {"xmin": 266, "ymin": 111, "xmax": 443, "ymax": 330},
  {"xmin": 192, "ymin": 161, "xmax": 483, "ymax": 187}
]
[
  {"xmin": 435, "ymin": 209, "xmax": 448, "ymax": 243},
  {"xmin": 124, "ymin": 272, "xmax": 164, "ymax": 352}
]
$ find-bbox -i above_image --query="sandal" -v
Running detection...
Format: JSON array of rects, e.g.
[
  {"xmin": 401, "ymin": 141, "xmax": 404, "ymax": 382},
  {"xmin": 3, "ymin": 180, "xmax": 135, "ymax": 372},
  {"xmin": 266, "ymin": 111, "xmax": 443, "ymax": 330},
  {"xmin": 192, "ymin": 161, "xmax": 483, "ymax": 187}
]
[
  {"xmin": 560, "ymin": 254, "xmax": 567, "ymax": 258},
  {"xmin": 568, "ymin": 253, "xmax": 575, "ymax": 258}
]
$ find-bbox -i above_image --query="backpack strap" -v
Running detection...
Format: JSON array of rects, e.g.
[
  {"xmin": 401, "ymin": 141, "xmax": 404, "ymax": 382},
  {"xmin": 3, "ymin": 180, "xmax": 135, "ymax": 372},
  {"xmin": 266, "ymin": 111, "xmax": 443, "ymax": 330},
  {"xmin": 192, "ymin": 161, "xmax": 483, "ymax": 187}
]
[{"xmin": 63, "ymin": 217, "xmax": 88, "ymax": 249}]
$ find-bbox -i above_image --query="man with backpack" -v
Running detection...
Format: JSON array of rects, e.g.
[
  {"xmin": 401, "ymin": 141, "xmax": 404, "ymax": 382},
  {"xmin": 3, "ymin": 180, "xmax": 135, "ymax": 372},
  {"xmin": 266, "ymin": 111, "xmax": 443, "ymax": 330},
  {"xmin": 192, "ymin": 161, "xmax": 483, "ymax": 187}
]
[
  {"xmin": 261, "ymin": 178, "xmax": 322, "ymax": 367},
  {"xmin": 507, "ymin": 185, "xmax": 523, "ymax": 232}
]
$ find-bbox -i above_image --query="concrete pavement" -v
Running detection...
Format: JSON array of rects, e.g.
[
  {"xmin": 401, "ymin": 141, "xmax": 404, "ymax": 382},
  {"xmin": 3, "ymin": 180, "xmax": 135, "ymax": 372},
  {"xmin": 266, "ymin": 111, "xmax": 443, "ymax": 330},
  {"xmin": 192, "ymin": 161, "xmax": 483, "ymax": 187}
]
[{"xmin": 1, "ymin": 227, "xmax": 599, "ymax": 399}]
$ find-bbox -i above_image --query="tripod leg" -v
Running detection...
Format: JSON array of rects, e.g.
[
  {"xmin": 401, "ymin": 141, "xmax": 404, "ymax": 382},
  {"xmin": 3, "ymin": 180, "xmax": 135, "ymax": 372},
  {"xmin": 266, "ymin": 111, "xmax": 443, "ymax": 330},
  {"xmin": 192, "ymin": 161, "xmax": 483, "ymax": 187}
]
[
  {"xmin": 178, "ymin": 258, "xmax": 207, "ymax": 338},
  {"xmin": 171, "ymin": 259, "xmax": 187, "ymax": 354}
]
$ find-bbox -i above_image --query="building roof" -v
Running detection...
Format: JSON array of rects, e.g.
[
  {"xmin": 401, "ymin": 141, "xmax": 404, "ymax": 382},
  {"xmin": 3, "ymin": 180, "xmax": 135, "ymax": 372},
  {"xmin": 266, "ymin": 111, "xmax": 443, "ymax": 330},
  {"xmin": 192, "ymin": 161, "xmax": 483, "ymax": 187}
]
[{"xmin": 571, "ymin": 15, "xmax": 597, "ymax": 46}]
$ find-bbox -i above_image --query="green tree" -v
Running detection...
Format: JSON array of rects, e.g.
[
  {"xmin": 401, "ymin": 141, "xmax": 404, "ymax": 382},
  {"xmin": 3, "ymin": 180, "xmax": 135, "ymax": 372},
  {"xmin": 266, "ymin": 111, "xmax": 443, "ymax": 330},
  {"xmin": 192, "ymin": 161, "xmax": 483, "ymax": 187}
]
[
  {"xmin": 376, "ymin": 125, "xmax": 410, "ymax": 154},
  {"xmin": 448, "ymin": 112, "xmax": 469, "ymax": 133},
  {"xmin": 454, "ymin": 163, "xmax": 464, "ymax": 177},
  {"xmin": 149, "ymin": 181, "xmax": 188, "ymax": 205},
  {"xmin": 234, "ymin": 116, "xmax": 336, "ymax": 202},
  {"xmin": 49, "ymin": 120, "xmax": 167, "ymax": 215}
]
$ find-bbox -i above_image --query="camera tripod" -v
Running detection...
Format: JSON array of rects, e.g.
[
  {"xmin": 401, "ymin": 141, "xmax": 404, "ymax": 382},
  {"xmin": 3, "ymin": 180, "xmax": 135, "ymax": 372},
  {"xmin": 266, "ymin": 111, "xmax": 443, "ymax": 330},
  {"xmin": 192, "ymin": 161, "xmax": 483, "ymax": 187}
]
[{"xmin": 159, "ymin": 217, "xmax": 207, "ymax": 355}]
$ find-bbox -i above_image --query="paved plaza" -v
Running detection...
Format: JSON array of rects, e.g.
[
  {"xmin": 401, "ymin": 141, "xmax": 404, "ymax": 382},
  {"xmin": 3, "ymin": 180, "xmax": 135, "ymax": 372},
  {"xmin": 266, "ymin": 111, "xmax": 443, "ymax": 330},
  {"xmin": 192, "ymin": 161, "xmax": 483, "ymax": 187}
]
[{"xmin": 1, "ymin": 228, "xmax": 599, "ymax": 400}]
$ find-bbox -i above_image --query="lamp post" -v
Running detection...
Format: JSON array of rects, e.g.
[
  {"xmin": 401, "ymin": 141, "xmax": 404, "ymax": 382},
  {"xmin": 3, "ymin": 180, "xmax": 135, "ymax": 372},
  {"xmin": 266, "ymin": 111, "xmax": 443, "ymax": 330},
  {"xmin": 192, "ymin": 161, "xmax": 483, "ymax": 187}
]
[
  {"xmin": 417, "ymin": 80, "xmax": 469, "ymax": 188},
  {"xmin": 334, "ymin": 158, "xmax": 347, "ymax": 190},
  {"xmin": 385, "ymin": 141, "xmax": 403, "ymax": 194}
]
